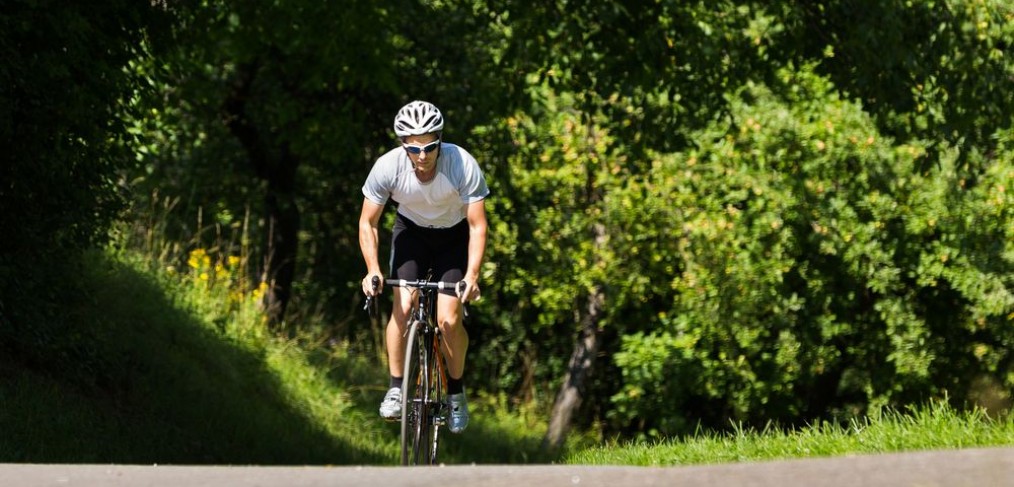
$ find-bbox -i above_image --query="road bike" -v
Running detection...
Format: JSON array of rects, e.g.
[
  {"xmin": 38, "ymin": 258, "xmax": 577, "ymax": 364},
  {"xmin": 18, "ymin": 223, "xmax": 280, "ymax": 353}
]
[{"xmin": 365, "ymin": 276, "xmax": 465, "ymax": 465}]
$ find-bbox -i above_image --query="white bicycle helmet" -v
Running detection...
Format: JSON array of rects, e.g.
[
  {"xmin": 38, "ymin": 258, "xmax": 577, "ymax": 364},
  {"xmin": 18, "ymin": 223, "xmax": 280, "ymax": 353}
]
[{"xmin": 393, "ymin": 100, "xmax": 444, "ymax": 137}]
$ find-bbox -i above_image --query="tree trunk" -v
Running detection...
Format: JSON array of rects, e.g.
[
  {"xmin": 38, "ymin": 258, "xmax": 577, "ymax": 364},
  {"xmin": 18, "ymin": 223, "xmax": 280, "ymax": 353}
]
[
  {"xmin": 543, "ymin": 158, "xmax": 609, "ymax": 451},
  {"xmin": 542, "ymin": 284, "xmax": 605, "ymax": 452},
  {"xmin": 261, "ymin": 176, "xmax": 299, "ymax": 327},
  {"xmin": 222, "ymin": 61, "xmax": 300, "ymax": 327}
]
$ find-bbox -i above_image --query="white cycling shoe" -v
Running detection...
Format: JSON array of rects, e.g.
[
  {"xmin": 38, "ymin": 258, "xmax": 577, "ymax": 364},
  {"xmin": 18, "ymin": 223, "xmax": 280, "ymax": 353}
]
[
  {"xmin": 448, "ymin": 391, "xmax": 469, "ymax": 433},
  {"xmin": 379, "ymin": 387, "xmax": 402, "ymax": 419}
]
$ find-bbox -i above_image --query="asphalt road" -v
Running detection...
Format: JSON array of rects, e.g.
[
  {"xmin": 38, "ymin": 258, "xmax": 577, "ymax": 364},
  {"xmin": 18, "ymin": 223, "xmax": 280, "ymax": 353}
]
[{"xmin": 3, "ymin": 446, "xmax": 1013, "ymax": 487}]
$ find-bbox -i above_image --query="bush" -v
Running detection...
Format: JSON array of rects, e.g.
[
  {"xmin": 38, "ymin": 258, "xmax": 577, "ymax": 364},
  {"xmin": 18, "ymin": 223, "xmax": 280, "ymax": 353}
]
[
  {"xmin": 0, "ymin": 0, "xmax": 169, "ymax": 369},
  {"xmin": 608, "ymin": 67, "xmax": 1014, "ymax": 437}
]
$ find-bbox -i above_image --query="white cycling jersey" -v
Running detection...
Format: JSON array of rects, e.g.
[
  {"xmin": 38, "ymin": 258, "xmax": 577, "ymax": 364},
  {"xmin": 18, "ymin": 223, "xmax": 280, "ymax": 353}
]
[{"xmin": 362, "ymin": 142, "xmax": 489, "ymax": 228}]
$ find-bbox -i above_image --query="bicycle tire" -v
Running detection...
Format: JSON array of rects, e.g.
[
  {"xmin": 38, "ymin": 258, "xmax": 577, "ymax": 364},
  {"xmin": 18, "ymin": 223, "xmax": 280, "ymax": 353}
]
[
  {"xmin": 427, "ymin": 330, "xmax": 446, "ymax": 464},
  {"xmin": 400, "ymin": 319, "xmax": 433, "ymax": 465},
  {"xmin": 418, "ymin": 328, "xmax": 443, "ymax": 464}
]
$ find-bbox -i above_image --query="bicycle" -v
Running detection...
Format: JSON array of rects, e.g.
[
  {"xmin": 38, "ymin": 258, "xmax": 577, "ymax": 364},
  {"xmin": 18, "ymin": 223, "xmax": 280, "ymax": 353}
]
[{"xmin": 365, "ymin": 275, "xmax": 465, "ymax": 465}]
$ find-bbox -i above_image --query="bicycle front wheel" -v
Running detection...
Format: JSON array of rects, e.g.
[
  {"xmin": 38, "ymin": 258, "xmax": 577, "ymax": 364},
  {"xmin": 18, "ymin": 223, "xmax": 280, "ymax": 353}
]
[
  {"xmin": 400, "ymin": 319, "xmax": 432, "ymax": 465},
  {"xmin": 426, "ymin": 331, "xmax": 447, "ymax": 464}
]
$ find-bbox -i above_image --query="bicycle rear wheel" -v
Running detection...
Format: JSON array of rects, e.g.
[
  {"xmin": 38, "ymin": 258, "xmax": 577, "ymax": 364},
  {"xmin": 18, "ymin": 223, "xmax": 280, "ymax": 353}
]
[{"xmin": 400, "ymin": 319, "xmax": 433, "ymax": 465}]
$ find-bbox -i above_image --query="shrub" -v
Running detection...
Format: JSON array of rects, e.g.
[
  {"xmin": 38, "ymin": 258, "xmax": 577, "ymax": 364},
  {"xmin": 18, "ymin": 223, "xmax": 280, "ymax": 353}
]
[{"xmin": 609, "ymin": 66, "xmax": 1014, "ymax": 437}]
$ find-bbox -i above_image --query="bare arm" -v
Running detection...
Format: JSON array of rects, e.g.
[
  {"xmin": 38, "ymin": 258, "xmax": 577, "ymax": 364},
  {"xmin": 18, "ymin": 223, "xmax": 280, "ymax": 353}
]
[
  {"xmin": 359, "ymin": 197, "xmax": 385, "ymax": 295},
  {"xmin": 462, "ymin": 199, "xmax": 488, "ymax": 302}
]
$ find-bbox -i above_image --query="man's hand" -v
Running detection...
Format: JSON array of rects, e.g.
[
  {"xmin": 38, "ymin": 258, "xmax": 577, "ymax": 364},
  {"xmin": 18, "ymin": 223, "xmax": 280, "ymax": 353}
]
[
  {"xmin": 459, "ymin": 276, "xmax": 481, "ymax": 303},
  {"xmin": 362, "ymin": 273, "xmax": 383, "ymax": 296}
]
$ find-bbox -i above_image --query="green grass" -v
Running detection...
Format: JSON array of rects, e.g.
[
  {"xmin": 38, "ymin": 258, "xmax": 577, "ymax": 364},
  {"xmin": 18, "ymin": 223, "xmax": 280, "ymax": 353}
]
[
  {"xmin": 0, "ymin": 249, "xmax": 548, "ymax": 465},
  {"xmin": 2, "ymin": 249, "xmax": 1012, "ymax": 466},
  {"xmin": 566, "ymin": 403, "xmax": 1014, "ymax": 465}
]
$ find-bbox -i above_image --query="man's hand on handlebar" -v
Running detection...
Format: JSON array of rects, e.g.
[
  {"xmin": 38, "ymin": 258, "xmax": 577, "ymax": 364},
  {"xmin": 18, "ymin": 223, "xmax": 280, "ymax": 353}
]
[
  {"xmin": 362, "ymin": 275, "xmax": 382, "ymax": 314},
  {"xmin": 362, "ymin": 273, "xmax": 383, "ymax": 297},
  {"xmin": 458, "ymin": 276, "xmax": 481, "ymax": 304}
]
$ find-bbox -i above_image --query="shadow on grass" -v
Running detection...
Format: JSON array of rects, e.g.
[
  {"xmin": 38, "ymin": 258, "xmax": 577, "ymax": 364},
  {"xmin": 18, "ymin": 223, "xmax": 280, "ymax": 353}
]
[
  {"xmin": 439, "ymin": 413, "xmax": 559, "ymax": 464},
  {"xmin": 314, "ymin": 334, "xmax": 560, "ymax": 465},
  {"xmin": 0, "ymin": 252, "xmax": 386, "ymax": 465}
]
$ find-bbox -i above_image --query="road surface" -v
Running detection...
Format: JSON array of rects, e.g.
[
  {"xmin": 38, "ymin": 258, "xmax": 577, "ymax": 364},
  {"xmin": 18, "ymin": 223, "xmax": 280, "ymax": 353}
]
[{"xmin": 2, "ymin": 446, "xmax": 1013, "ymax": 486}]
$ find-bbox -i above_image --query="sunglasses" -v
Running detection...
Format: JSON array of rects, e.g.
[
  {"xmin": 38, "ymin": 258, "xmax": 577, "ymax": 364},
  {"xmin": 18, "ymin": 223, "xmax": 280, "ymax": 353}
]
[{"xmin": 403, "ymin": 139, "xmax": 441, "ymax": 155}]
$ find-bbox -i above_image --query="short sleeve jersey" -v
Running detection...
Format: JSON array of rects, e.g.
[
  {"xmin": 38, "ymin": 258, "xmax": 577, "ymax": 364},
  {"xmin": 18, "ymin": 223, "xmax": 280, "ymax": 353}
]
[{"xmin": 362, "ymin": 142, "xmax": 490, "ymax": 228}]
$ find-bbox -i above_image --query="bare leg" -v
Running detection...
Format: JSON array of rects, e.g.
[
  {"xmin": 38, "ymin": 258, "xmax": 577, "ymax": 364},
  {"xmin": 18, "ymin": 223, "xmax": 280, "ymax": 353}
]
[
  {"xmin": 436, "ymin": 293, "xmax": 468, "ymax": 379},
  {"xmin": 386, "ymin": 287, "xmax": 414, "ymax": 378}
]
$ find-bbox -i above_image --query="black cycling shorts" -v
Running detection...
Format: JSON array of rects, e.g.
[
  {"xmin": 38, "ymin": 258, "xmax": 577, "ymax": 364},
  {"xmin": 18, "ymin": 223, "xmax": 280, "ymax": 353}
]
[{"xmin": 390, "ymin": 212, "xmax": 469, "ymax": 296}]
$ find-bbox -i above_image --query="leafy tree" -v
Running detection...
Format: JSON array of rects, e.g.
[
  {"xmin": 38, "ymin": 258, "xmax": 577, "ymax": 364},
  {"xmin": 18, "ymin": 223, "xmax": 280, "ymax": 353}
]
[
  {"xmin": 609, "ymin": 67, "xmax": 1014, "ymax": 437},
  {"xmin": 126, "ymin": 0, "xmax": 412, "ymax": 326},
  {"xmin": 1, "ymin": 0, "xmax": 170, "ymax": 259},
  {"xmin": 784, "ymin": 0, "xmax": 1014, "ymax": 171},
  {"xmin": 472, "ymin": 0, "xmax": 1014, "ymax": 444},
  {"xmin": 110, "ymin": 0, "xmax": 1014, "ymax": 446},
  {"xmin": 0, "ymin": 0, "xmax": 174, "ymax": 371},
  {"xmin": 125, "ymin": 0, "xmax": 519, "ymax": 330}
]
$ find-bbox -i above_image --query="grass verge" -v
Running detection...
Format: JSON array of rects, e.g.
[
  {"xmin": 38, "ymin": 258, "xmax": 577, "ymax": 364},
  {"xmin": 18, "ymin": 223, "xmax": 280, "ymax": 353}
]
[
  {"xmin": 2, "ymin": 248, "xmax": 1011, "ymax": 466},
  {"xmin": 0, "ymin": 249, "xmax": 548, "ymax": 465},
  {"xmin": 566, "ymin": 402, "xmax": 1014, "ymax": 465}
]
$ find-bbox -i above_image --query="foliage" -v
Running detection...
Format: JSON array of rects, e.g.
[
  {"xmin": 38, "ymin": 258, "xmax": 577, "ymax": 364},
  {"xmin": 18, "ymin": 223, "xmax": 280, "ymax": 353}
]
[
  {"xmin": 122, "ymin": 0, "xmax": 521, "ymax": 328},
  {"xmin": 5, "ymin": 0, "xmax": 1014, "ymax": 446},
  {"xmin": 120, "ymin": 0, "xmax": 408, "ymax": 324},
  {"xmin": 472, "ymin": 87, "xmax": 629, "ymax": 402},
  {"xmin": 470, "ymin": 0, "xmax": 1014, "ymax": 438},
  {"xmin": 0, "ymin": 0, "xmax": 165, "ymax": 257},
  {"xmin": 489, "ymin": 1, "xmax": 785, "ymax": 154},
  {"xmin": 0, "ymin": 0, "xmax": 175, "ymax": 371},
  {"xmin": 607, "ymin": 66, "xmax": 1014, "ymax": 437},
  {"xmin": 0, "ymin": 248, "xmax": 550, "ymax": 464},
  {"xmin": 784, "ymin": 0, "xmax": 1014, "ymax": 170}
]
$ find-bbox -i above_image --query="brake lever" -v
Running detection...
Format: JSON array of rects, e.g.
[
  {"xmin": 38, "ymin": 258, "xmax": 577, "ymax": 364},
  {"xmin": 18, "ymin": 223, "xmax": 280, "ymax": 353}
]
[
  {"xmin": 457, "ymin": 280, "xmax": 469, "ymax": 319},
  {"xmin": 363, "ymin": 276, "xmax": 380, "ymax": 316}
]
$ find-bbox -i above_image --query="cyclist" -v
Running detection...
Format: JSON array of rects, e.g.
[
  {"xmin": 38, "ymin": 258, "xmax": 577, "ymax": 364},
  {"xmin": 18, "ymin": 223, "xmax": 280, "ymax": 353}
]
[{"xmin": 359, "ymin": 100, "xmax": 489, "ymax": 434}]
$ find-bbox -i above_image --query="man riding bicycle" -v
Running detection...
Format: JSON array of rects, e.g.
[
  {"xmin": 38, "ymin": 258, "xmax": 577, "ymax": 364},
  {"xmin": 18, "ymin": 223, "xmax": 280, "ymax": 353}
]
[{"xmin": 359, "ymin": 100, "xmax": 489, "ymax": 433}]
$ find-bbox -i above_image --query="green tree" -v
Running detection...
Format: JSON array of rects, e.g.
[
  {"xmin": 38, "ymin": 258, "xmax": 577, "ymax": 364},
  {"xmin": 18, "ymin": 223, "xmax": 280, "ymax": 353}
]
[
  {"xmin": 472, "ymin": 0, "xmax": 1014, "ymax": 444},
  {"xmin": 0, "ymin": 0, "xmax": 174, "ymax": 372},
  {"xmin": 126, "ymin": 0, "xmax": 411, "ymax": 326},
  {"xmin": 609, "ymin": 67, "xmax": 1014, "ymax": 437},
  {"xmin": 112, "ymin": 0, "xmax": 1014, "ymax": 446},
  {"xmin": 125, "ymin": 0, "xmax": 518, "ymax": 331},
  {"xmin": 784, "ymin": 0, "xmax": 1014, "ymax": 170},
  {"xmin": 1, "ymin": 0, "xmax": 170, "ymax": 259}
]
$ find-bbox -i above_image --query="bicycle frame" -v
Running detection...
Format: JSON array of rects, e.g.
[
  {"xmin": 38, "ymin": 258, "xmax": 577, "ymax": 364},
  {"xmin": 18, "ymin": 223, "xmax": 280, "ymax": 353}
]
[{"xmin": 388, "ymin": 278, "xmax": 461, "ymax": 466}]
